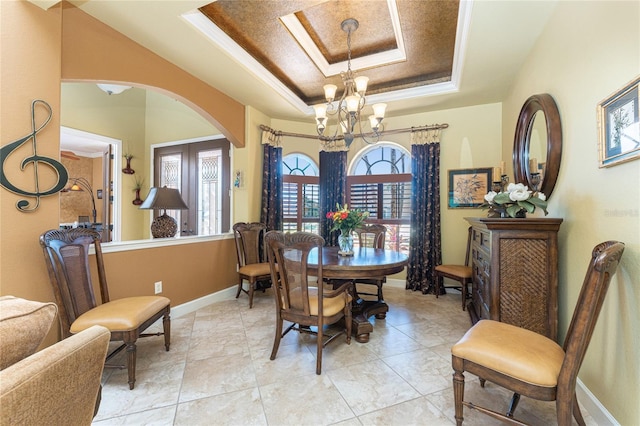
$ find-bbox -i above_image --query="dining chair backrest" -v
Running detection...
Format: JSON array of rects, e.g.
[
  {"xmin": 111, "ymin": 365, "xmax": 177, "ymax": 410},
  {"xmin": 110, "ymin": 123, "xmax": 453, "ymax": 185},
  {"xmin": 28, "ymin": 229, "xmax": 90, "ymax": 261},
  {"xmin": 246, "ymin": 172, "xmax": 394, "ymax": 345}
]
[
  {"xmin": 265, "ymin": 230, "xmax": 351, "ymax": 374},
  {"xmin": 40, "ymin": 229, "xmax": 108, "ymax": 333},
  {"xmin": 354, "ymin": 224, "xmax": 386, "ymax": 249},
  {"xmin": 233, "ymin": 222, "xmax": 267, "ymax": 267},
  {"xmin": 265, "ymin": 231, "xmax": 324, "ymax": 316}
]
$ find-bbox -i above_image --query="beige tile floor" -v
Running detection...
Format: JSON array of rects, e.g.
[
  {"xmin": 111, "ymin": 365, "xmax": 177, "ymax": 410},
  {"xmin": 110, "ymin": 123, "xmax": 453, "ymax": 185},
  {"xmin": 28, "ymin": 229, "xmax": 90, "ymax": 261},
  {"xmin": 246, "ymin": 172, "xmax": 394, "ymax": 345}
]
[{"xmin": 93, "ymin": 286, "xmax": 596, "ymax": 425}]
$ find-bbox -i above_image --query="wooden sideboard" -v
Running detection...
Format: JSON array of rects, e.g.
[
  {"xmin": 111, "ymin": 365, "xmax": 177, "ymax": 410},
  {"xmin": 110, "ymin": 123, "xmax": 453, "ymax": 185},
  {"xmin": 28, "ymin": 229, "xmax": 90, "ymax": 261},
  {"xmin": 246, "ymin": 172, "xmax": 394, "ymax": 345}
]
[{"xmin": 465, "ymin": 217, "xmax": 563, "ymax": 340}]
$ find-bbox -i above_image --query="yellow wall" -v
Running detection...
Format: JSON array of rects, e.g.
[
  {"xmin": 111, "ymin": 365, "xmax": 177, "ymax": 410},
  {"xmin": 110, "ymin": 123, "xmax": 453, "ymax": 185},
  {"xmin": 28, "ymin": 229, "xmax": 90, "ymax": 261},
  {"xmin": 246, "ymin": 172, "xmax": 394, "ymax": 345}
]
[
  {"xmin": 61, "ymin": 84, "xmax": 148, "ymax": 240},
  {"xmin": 274, "ymin": 103, "xmax": 503, "ymax": 268},
  {"xmin": 501, "ymin": 2, "xmax": 639, "ymax": 424}
]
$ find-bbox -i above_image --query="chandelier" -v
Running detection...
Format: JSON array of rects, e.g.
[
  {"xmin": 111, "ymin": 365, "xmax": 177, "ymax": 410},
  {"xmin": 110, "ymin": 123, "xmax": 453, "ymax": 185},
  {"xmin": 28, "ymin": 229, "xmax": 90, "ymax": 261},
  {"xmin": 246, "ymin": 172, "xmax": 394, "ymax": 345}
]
[{"xmin": 313, "ymin": 18, "xmax": 387, "ymax": 147}]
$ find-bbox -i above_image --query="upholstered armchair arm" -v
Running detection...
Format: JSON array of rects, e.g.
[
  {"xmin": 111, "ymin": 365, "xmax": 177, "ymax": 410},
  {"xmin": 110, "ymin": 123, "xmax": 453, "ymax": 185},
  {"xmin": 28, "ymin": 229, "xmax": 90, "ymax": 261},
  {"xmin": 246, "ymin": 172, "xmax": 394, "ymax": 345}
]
[{"xmin": 0, "ymin": 325, "xmax": 111, "ymax": 426}]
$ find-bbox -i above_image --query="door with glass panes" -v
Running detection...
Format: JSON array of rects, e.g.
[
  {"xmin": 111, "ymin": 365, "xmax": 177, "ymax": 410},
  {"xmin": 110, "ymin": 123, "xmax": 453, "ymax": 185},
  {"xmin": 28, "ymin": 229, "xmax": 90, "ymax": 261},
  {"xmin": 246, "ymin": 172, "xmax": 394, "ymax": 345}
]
[{"xmin": 154, "ymin": 139, "xmax": 230, "ymax": 236}]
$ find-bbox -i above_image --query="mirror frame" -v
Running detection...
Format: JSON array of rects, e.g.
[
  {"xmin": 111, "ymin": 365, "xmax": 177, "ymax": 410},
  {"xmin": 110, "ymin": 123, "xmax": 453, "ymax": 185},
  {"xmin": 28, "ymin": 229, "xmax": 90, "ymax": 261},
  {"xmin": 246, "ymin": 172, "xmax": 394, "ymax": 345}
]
[{"xmin": 513, "ymin": 93, "xmax": 562, "ymax": 198}]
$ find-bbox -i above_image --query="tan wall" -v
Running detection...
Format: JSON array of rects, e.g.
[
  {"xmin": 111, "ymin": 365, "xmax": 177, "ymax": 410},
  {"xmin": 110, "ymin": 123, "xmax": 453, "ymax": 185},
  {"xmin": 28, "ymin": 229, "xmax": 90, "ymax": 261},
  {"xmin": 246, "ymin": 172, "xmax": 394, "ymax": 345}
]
[
  {"xmin": 95, "ymin": 240, "xmax": 238, "ymax": 307},
  {"xmin": 1, "ymin": 1, "xmax": 63, "ymax": 306},
  {"xmin": 502, "ymin": 2, "xmax": 639, "ymax": 424},
  {"xmin": 0, "ymin": 2, "xmax": 240, "ymax": 348}
]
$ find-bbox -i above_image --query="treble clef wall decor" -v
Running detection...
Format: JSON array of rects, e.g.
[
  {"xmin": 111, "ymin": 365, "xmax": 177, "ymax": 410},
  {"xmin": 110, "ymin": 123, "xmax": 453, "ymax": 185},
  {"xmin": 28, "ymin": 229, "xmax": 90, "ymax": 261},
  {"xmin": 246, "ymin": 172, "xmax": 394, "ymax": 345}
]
[{"xmin": 0, "ymin": 99, "xmax": 68, "ymax": 212}]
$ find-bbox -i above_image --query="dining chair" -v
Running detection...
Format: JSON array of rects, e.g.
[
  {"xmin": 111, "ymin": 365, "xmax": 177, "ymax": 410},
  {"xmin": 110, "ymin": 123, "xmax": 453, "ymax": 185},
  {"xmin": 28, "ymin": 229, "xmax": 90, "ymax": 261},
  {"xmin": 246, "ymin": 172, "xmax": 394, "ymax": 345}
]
[
  {"xmin": 434, "ymin": 226, "xmax": 472, "ymax": 310},
  {"xmin": 39, "ymin": 228, "xmax": 171, "ymax": 390},
  {"xmin": 352, "ymin": 224, "xmax": 387, "ymax": 316},
  {"xmin": 232, "ymin": 222, "xmax": 272, "ymax": 308},
  {"xmin": 451, "ymin": 240, "xmax": 625, "ymax": 425},
  {"xmin": 265, "ymin": 231, "xmax": 352, "ymax": 375}
]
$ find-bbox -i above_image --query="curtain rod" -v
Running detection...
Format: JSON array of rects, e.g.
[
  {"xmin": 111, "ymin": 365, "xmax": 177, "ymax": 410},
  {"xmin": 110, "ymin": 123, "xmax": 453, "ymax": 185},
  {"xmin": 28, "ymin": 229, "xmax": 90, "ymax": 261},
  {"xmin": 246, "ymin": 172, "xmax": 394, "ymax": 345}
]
[{"xmin": 259, "ymin": 122, "xmax": 449, "ymax": 142}]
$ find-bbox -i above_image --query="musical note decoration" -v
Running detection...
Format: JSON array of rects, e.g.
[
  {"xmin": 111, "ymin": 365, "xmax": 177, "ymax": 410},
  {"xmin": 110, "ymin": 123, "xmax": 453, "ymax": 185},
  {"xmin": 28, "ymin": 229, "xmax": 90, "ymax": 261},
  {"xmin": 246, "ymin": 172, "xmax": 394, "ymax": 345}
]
[{"xmin": 0, "ymin": 99, "xmax": 68, "ymax": 212}]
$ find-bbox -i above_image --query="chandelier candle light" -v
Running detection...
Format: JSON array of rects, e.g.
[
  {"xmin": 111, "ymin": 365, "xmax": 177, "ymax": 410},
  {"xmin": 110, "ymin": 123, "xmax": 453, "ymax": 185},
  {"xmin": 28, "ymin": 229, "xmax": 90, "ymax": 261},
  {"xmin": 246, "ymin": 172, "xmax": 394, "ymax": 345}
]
[{"xmin": 313, "ymin": 18, "xmax": 387, "ymax": 148}]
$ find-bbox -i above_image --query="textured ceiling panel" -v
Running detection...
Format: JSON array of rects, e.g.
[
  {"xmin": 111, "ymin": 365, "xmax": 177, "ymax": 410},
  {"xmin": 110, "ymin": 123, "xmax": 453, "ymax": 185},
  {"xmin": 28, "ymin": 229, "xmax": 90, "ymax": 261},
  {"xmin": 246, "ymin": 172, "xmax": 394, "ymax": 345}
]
[{"xmin": 199, "ymin": 0, "xmax": 458, "ymax": 105}]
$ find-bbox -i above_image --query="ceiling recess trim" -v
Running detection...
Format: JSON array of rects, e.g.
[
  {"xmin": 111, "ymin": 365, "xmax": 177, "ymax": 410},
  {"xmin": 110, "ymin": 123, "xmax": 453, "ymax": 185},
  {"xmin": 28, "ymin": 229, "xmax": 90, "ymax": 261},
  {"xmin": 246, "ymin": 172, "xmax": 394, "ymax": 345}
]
[
  {"xmin": 182, "ymin": 0, "xmax": 472, "ymax": 116},
  {"xmin": 181, "ymin": 9, "xmax": 312, "ymax": 115},
  {"xmin": 279, "ymin": 0, "xmax": 406, "ymax": 77}
]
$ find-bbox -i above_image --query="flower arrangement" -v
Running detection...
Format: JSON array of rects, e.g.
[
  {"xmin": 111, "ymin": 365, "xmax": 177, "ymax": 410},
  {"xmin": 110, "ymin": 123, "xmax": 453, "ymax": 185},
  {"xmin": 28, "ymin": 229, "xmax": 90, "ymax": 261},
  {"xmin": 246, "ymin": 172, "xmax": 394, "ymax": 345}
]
[
  {"xmin": 482, "ymin": 182, "xmax": 548, "ymax": 218},
  {"xmin": 326, "ymin": 204, "xmax": 369, "ymax": 234}
]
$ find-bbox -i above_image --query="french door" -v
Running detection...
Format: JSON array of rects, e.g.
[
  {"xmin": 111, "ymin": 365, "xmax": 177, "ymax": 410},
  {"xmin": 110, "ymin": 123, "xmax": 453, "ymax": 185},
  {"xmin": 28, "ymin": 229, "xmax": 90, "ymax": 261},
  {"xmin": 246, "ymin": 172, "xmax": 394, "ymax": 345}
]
[{"xmin": 154, "ymin": 139, "xmax": 230, "ymax": 236}]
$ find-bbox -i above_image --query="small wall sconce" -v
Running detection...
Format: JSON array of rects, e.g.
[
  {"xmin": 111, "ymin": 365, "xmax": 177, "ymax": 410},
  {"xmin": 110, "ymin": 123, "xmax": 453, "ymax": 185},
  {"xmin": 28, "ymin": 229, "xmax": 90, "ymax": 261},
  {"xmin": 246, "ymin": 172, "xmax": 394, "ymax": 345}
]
[{"xmin": 234, "ymin": 170, "xmax": 243, "ymax": 188}]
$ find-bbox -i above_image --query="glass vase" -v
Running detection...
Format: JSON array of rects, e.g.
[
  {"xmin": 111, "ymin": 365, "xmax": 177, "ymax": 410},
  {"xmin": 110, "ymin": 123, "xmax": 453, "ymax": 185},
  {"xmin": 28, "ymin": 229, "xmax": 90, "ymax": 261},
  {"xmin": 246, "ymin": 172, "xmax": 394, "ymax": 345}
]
[{"xmin": 338, "ymin": 230, "xmax": 354, "ymax": 256}]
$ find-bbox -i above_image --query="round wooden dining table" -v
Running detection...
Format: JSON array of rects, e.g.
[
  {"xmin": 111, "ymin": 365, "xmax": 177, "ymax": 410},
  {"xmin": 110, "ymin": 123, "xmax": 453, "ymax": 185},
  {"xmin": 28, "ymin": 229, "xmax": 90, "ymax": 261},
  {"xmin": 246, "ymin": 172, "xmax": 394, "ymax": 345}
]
[{"xmin": 306, "ymin": 246, "xmax": 408, "ymax": 343}]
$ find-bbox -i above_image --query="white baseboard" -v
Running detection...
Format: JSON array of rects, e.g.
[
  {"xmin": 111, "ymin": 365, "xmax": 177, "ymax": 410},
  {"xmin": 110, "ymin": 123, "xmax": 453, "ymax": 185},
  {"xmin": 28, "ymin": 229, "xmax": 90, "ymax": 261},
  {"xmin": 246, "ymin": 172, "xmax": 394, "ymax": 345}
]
[
  {"xmin": 169, "ymin": 286, "xmax": 237, "ymax": 318},
  {"xmin": 576, "ymin": 378, "xmax": 619, "ymax": 425}
]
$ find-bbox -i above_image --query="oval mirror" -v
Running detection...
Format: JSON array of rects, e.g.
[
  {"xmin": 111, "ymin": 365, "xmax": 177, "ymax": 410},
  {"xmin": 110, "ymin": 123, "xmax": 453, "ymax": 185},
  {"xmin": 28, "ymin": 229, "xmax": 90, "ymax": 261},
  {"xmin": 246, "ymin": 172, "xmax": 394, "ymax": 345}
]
[{"xmin": 513, "ymin": 94, "xmax": 562, "ymax": 198}]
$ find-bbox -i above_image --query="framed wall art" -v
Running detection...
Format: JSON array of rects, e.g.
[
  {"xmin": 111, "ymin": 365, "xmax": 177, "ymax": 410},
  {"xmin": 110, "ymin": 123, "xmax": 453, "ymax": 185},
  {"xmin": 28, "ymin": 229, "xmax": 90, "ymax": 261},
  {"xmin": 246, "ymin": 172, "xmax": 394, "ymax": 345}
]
[
  {"xmin": 597, "ymin": 76, "xmax": 640, "ymax": 167},
  {"xmin": 448, "ymin": 167, "xmax": 492, "ymax": 208}
]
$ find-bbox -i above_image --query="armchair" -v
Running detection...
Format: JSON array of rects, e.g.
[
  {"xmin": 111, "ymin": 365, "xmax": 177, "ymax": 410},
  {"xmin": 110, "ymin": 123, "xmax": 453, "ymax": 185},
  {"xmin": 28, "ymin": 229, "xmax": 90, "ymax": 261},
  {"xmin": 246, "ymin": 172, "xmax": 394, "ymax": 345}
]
[{"xmin": 0, "ymin": 296, "xmax": 110, "ymax": 425}]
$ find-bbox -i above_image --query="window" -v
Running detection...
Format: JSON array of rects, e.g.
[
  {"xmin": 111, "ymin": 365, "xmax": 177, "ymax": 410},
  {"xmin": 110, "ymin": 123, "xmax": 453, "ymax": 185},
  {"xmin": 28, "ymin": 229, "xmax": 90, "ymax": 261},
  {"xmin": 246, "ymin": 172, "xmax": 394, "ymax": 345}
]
[
  {"xmin": 348, "ymin": 143, "xmax": 411, "ymax": 253},
  {"xmin": 280, "ymin": 146, "xmax": 412, "ymax": 254},
  {"xmin": 282, "ymin": 154, "xmax": 320, "ymax": 233},
  {"xmin": 154, "ymin": 139, "xmax": 230, "ymax": 236}
]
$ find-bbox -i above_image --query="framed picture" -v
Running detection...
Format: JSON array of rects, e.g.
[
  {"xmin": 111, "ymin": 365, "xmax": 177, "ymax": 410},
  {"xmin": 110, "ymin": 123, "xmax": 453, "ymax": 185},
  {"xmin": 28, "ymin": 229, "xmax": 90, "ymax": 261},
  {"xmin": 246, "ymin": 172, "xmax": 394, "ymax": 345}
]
[
  {"xmin": 597, "ymin": 76, "xmax": 640, "ymax": 168},
  {"xmin": 448, "ymin": 168, "xmax": 492, "ymax": 208}
]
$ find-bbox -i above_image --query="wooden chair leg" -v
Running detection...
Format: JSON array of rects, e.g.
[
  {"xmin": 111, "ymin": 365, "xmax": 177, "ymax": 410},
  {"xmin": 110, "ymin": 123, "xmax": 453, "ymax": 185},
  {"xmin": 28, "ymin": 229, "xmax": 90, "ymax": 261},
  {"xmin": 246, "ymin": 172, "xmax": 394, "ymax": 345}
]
[
  {"xmin": 125, "ymin": 340, "xmax": 137, "ymax": 390},
  {"xmin": 507, "ymin": 393, "xmax": 521, "ymax": 417},
  {"xmin": 556, "ymin": 389, "xmax": 580, "ymax": 426},
  {"xmin": 235, "ymin": 277, "xmax": 244, "ymax": 299},
  {"xmin": 162, "ymin": 311, "xmax": 171, "ymax": 351},
  {"xmin": 248, "ymin": 279, "xmax": 255, "ymax": 308},
  {"xmin": 270, "ymin": 316, "xmax": 283, "ymax": 360},
  {"xmin": 452, "ymin": 356, "xmax": 465, "ymax": 426},
  {"xmin": 345, "ymin": 301, "xmax": 352, "ymax": 345},
  {"xmin": 461, "ymin": 281, "xmax": 467, "ymax": 311},
  {"xmin": 316, "ymin": 326, "xmax": 323, "ymax": 375},
  {"xmin": 572, "ymin": 392, "xmax": 586, "ymax": 426}
]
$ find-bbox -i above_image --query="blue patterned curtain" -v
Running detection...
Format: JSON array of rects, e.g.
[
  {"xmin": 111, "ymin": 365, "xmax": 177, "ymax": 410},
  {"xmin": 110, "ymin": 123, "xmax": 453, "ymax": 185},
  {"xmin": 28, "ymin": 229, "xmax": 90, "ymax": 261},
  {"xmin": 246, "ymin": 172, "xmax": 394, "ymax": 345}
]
[
  {"xmin": 319, "ymin": 145, "xmax": 348, "ymax": 246},
  {"xmin": 260, "ymin": 130, "xmax": 282, "ymax": 231},
  {"xmin": 406, "ymin": 129, "xmax": 443, "ymax": 293}
]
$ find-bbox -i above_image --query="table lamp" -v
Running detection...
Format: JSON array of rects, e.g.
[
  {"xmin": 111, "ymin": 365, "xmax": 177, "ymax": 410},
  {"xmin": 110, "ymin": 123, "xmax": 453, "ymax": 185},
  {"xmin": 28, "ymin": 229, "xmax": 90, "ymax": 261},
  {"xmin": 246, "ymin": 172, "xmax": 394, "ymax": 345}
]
[{"xmin": 139, "ymin": 186, "xmax": 188, "ymax": 238}]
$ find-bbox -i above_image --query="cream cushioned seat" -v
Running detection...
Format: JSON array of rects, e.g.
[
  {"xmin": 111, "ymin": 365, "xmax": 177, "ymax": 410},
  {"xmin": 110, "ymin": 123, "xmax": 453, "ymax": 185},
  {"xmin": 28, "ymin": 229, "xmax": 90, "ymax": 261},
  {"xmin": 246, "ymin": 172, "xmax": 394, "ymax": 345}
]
[
  {"xmin": 289, "ymin": 287, "xmax": 351, "ymax": 317},
  {"xmin": 70, "ymin": 296, "xmax": 170, "ymax": 333},
  {"xmin": 452, "ymin": 319, "xmax": 565, "ymax": 387}
]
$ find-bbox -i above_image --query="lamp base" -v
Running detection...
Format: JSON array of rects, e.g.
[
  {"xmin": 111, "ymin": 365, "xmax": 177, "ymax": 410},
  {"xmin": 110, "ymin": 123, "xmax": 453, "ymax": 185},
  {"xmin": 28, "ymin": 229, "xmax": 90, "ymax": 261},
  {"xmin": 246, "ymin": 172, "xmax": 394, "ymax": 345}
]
[{"xmin": 151, "ymin": 213, "xmax": 178, "ymax": 238}]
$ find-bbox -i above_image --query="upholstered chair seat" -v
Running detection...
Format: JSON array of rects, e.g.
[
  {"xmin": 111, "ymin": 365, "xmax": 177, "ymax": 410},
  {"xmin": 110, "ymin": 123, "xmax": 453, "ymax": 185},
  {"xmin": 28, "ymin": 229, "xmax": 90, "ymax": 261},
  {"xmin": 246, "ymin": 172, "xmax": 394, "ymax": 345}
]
[
  {"xmin": 451, "ymin": 241, "xmax": 625, "ymax": 425},
  {"xmin": 70, "ymin": 296, "xmax": 171, "ymax": 333},
  {"xmin": 452, "ymin": 320, "xmax": 565, "ymax": 387}
]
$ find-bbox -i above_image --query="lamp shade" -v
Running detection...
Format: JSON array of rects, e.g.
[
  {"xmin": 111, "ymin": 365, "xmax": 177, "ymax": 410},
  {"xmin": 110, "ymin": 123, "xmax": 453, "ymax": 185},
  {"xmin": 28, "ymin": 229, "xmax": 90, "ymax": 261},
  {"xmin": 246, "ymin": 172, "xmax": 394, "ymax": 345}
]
[
  {"xmin": 139, "ymin": 187, "xmax": 188, "ymax": 210},
  {"xmin": 140, "ymin": 187, "xmax": 188, "ymax": 238}
]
